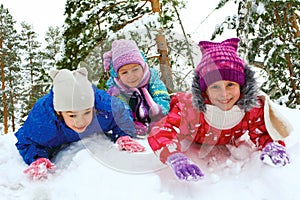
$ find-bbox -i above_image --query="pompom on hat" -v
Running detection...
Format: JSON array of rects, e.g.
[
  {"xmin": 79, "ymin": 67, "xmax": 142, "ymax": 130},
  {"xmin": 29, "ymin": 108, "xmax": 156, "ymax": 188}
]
[
  {"xmin": 50, "ymin": 68, "xmax": 94, "ymax": 111},
  {"xmin": 103, "ymin": 39, "xmax": 146, "ymax": 74},
  {"xmin": 196, "ymin": 38, "xmax": 246, "ymax": 91}
]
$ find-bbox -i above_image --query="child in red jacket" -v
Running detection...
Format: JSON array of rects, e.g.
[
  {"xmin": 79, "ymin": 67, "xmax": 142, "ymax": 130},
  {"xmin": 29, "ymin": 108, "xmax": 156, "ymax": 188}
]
[{"xmin": 148, "ymin": 38, "xmax": 293, "ymax": 181}]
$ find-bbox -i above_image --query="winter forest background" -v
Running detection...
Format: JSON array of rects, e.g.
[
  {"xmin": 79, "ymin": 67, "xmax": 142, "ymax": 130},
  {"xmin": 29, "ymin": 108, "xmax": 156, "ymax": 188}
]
[{"xmin": 0, "ymin": 0, "xmax": 299, "ymax": 135}]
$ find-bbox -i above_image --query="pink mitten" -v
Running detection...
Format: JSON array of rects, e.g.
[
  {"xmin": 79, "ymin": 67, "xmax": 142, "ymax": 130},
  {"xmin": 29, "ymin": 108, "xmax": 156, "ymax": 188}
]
[
  {"xmin": 117, "ymin": 136, "xmax": 146, "ymax": 152},
  {"xmin": 24, "ymin": 158, "xmax": 55, "ymax": 180}
]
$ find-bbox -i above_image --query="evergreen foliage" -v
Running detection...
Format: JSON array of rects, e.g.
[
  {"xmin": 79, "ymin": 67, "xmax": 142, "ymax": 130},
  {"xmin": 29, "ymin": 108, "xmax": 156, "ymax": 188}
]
[
  {"xmin": 0, "ymin": 5, "xmax": 21, "ymax": 133},
  {"xmin": 212, "ymin": 0, "xmax": 300, "ymax": 108},
  {"xmin": 60, "ymin": 0, "xmax": 196, "ymax": 92},
  {"xmin": 2, "ymin": 0, "xmax": 299, "ymax": 133}
]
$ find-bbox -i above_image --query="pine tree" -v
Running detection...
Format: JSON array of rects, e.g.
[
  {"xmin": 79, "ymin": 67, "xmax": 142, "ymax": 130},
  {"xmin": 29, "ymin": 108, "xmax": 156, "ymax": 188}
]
[
  {"xmin": 19, "ymin": 22, "xmax": 44, "ymax": 118},
  {"xmin": 0, "ymin": 4, "xmax": 21, "ymax": 133},
  {"xmin": 41, "ymin": 26, "xmax": 64, "ymax": 91},
  {"xmin": 44, "ymin": 26, "xmax": 63, "ymax": 69},
  {"xmin": 59, "ymin": 0, "xmax": 151, "ymax": 71},
  {"xmin": 60, "ymin": 0, "xmax": 195, "ymax": 92},
  {"xmin": 212, "ymin": 0, "xmax": 300, "ymax": 108}
]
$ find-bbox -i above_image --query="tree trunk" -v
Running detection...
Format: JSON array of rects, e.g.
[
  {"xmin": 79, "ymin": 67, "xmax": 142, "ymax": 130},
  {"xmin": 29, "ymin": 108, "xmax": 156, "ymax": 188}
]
[
  {"xmin": 274, "ymin": 4, "xmax": 300, "ymax": 106},
  {"xmin": 1, "ymin": 38, "xmax": 8, "ymax": 134},
  {"xmin": 155, "ymin": 31, "xmax": 174, "ymax": 93},
  {"xmin": 9, "ymin": 78, "xmax": 15, "ymax": 132},
  {"xmin": 141, "ymin": 0, "xmax": 160, "ymax": 13}
]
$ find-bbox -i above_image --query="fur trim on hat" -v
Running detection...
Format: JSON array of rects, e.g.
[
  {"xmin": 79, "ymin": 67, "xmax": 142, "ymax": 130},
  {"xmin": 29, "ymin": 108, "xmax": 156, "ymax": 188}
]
[{"xmin": 192, "ymin": 65, "xmax": 259, "ymax": 112}]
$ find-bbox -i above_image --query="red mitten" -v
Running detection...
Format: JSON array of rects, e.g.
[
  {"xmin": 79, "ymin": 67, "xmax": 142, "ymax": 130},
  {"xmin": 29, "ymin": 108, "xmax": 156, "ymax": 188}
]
[
  {"xmin": 24, "ymin": 158, "xmax": 56, "ymax": 180},
  {"xmin": 117, "ymin": 136, "xmax": 146, "ymax": 152}
]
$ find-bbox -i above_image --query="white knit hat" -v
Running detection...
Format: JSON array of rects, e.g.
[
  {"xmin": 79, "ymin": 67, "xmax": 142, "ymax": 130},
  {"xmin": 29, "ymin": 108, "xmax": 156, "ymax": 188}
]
[{"xmin": 50, "ymin": 68, "xmax": 94, "ymax": 111}]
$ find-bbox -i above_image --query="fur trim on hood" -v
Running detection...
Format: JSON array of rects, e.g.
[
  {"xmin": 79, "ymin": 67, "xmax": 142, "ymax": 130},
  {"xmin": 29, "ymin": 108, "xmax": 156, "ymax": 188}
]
[{"xmin": 191, "ymin": 65, "xmax": 259, "ymax": 112}]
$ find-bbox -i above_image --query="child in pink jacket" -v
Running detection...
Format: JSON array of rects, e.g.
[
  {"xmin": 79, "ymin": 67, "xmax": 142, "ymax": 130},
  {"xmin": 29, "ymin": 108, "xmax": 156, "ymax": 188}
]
[{"xmin": 148, "ymin": 38, "xmax": 293, "ymax": 181}]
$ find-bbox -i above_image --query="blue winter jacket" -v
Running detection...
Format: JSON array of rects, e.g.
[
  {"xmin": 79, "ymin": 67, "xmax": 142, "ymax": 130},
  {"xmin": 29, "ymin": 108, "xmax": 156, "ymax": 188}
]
[{"xmin": 15, "ymin": 85, "xmax": 135, "ymax": 165}]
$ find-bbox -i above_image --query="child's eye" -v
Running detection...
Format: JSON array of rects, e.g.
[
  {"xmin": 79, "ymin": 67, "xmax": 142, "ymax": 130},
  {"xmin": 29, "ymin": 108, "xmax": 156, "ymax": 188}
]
[
  {"xmin": 69, "ymin": 114, "xmax": 76, "ymax": 118},
  {"xmin": 120, "ymin": 71, "xmax": 128, "ymax": 75},
  {"xmin": 84, "ymin": 111, "xmax": 91, "ymax": 115},
  {"xmin": 210, "ymin": 85, "xmax": 219, "ymax": 89},
  {"xmin": 227, "ymin": 82, "xmax": 236, "ymax": 87}
]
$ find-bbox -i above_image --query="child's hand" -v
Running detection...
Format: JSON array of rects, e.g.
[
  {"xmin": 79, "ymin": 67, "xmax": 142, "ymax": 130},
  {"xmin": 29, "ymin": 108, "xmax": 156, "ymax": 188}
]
[
  {"xmin": 260, "ymin": 142, "xmax": 290, "ymax": 167},
  {"xmin": 117, "ymin": 136, "xmax": 146, "ymax": 152},
  {"xmin": 24, "ymin": 158, "xmax": 56, "ymax": 180},
  {"xmin": 167, "ymin": 153, "xmax": 204, "ymax": 181}
]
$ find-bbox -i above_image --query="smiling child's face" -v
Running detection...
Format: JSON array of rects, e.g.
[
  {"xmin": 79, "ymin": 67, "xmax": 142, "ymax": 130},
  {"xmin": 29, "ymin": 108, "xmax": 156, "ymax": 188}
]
[
  {"xmin": 59, "ymin": 108, "xmax": 93, "ymax": 133},
  {"xmin": 118, "ymin": 63, "xmax": 144, "ymax": 88},
  {"xmin": 206, "ymin": 80, "xmax": 241, "ymax": 111}
]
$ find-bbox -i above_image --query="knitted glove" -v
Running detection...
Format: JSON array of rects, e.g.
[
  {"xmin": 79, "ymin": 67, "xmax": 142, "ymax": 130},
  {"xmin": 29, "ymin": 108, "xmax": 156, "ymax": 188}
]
[
  {"xmin": 260, "ymin": 142, "xmax": 290, "ymax": 167},
  {"xmin": 24, "ymin": 158, "xmax": 56, "ymax": 180},
  {"xmin": 134, "ymin": 121, "xmax": 149, "ymax": 138},
  {"xmin": 117, "ymin": 136, "xmax": 146, "ymax": 152},
  {"xmin": 167, "ymin": 153, "xmax": 204, "ymax": 181}
]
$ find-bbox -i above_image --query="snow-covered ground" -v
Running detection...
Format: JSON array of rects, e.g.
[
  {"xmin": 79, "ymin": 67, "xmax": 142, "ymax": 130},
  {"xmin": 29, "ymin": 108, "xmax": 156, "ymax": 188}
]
[
  {"xmin": 1, "ymin": 1, "xmax": 300, "ymax": 199},
  {"xmin": 1, "ymin": 103, "xmax": 300, "ymax": 200}
]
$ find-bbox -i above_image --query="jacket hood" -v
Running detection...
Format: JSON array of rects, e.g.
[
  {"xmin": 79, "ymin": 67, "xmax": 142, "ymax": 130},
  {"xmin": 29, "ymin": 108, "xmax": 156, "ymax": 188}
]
[{"xmin": 191, "ymin": 65, "xmax": 259, "ymax": 112}]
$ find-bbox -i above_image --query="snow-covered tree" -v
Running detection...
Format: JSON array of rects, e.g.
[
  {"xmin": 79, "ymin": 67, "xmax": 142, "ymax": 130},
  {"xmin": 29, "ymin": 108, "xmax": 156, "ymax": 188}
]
[
  {"xmin": 60, "ymin": 0, "xmax": 196, "ymax": 92},
  {"xmin": 44, "ymin": 26, "xmax": 63, "ymax": 70},
  {"xmin": 19, "ymin": 22, "xmax": 44, "ymax": 117},
  {"xmin": 0, "ymin": 4, "xmax": 21, "ymax": 133},
  {"xmin": 212, "ymin": 0, "xmax": 300, "ymax": 108},
  {"xmin": 41, "ymin": 26, "xmax": 64, "ymax": 92},
  {"xmin": 59, "ymin": 0, "xmax": 151, "ymax": 71}
]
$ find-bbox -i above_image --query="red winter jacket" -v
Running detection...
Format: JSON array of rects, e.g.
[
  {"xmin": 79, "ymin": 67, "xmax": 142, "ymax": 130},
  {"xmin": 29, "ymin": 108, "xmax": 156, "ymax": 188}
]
[{"xmin": 148, "ymin": 92, "xmax": 281, "ymax": 163}]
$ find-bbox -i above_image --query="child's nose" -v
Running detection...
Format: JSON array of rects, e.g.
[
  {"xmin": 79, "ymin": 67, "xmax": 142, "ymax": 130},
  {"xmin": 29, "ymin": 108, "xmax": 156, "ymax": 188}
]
[
  {"xmin": 219, "ymin": 86, "xmax": 228, "ymax": 97},
  {"xmin": 74, "ymin": 118, "xmax": 86, "ymax": 127},
  {"xmin": 127, "ymin": 72, "xmax": 135, "ymax": 79}
]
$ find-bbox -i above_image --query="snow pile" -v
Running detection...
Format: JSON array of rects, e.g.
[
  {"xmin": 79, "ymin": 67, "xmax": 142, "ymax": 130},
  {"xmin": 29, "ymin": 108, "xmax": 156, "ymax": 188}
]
[{"xmin": 1, "ymin": 104, "xmax": 300, "ymax": 200}]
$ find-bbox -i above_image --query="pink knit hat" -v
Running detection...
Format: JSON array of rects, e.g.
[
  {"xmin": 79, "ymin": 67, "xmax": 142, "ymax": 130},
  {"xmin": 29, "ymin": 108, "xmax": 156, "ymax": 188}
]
[
  {"xmin": 103, "ymin": 39, "xmax": 146, "ymax": 73},
  {"xmin": 196, "ymin": 38, "xmax": 245, "ymax": 91}
]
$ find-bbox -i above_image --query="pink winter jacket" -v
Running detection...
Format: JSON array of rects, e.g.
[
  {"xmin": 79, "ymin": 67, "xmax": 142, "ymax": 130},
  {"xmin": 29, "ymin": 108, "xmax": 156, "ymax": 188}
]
[{"xmin": 148, "ymin": 92, "xmax": 288, "ymax": 163}]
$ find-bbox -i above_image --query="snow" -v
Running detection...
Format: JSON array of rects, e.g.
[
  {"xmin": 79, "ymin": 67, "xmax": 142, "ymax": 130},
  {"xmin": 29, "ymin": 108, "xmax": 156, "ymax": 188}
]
[
  {"xmin": 1, "ymin": 1, "xmax": 300, "ymax": 199},
  {"xmin": 1, "ymin": 103, "xmax": 300, "ymax": 200}
]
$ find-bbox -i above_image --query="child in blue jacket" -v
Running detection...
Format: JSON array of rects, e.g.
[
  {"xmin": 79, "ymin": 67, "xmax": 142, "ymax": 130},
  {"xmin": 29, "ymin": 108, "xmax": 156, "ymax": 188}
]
[
  {"xmin": 15, "ymin": 67, "xmax": 145, "ymax": 180},
  {"xmin": 103, "ymin": 39, "xmax": 170, "ymax": 138}
]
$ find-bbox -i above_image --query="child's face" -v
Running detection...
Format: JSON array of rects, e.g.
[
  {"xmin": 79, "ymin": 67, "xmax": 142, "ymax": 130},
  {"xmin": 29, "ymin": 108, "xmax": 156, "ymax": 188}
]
[
  {"xmin": 59, "ymin": 108, "xmax": 93, "ymax": 133},
  {"xmin": 206, "ymin": 80, "xmax": 240, "ymax": 111},
  {"xmin": 118, "ymin": 64, "xmax": 144, "ymax": 88}
]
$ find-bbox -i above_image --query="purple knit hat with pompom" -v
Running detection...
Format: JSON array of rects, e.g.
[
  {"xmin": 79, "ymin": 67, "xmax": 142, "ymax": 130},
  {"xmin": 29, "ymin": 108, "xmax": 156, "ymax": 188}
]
[
  {"xmin": 103, "ymin": 39, "xmax": 146, "ymax": 73},
  {"xmin": 196, "ymin": 38, "xmax": 245, "ymax": 91}
]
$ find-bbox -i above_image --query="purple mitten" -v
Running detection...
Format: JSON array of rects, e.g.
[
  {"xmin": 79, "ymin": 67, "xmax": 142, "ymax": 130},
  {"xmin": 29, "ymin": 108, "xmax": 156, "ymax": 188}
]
[
  {"xmin": 260, "ymin": 142, "xmax": 290, "ymax": 167},
  {"xmin": 167, "ymin": 153, "xmax": 204, "ymax": 181}
]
